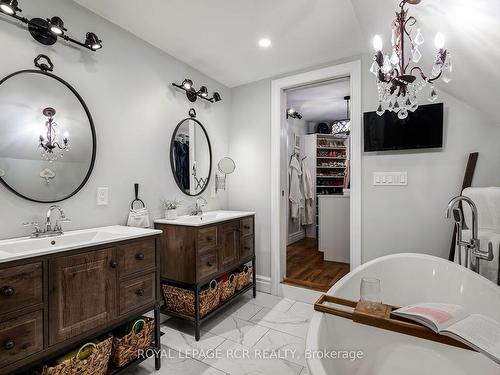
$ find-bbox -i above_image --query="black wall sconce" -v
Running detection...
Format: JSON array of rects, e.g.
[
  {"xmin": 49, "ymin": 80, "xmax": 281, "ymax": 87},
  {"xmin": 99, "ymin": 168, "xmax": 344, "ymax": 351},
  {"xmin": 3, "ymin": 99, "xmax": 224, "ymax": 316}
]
[
  {"xmin": 0, "ymin": 0, "xmax": 103, "ymax": 51},
  {"xmin": 287, "ymin": 108, "xmax": 303, "ymax": 120},
  {"xmin": 172, "ymin": 78, "xmax": 222, "ymax": 103}
]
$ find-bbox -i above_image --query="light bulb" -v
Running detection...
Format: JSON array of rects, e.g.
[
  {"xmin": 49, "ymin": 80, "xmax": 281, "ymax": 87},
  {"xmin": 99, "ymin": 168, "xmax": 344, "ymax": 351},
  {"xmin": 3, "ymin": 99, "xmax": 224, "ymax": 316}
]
[
  {"xmin": 258, "ymin": 38, "xmax": 271, "ymax": 48},
  {"xmin": 63, "ymin": 131, "xmax": 69, "ymax": 139},
  {"xmin": 373, "ymin": 35, "xmax": 383, "ymax": 52},
  {"xmin": 434, "ymin": 32, "xmax": 445, "ymax": 50}
]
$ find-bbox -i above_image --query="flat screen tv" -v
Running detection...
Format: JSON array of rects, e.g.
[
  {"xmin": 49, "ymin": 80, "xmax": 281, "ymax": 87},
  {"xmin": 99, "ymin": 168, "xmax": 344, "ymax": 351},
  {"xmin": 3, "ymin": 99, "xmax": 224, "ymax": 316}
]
[{"xmin": 364, "ymin": 103, "xmax": 443, "ymax": 152}]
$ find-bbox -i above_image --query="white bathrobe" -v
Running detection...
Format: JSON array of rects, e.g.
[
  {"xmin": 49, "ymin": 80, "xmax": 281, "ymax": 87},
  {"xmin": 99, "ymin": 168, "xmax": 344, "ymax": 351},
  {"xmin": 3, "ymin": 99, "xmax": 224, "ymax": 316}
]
[
  {"xmin": 301, "ymin": 159, "xmax": 314, "ymax": 225},
  {"xmin": 289, "ymin": 156, "xmax": 303, "ymax": 220}
]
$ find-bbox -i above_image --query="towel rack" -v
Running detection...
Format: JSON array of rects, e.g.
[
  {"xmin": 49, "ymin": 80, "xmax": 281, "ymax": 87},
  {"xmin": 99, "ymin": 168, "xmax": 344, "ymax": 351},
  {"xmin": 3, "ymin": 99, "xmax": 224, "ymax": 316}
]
[{"xmin": 130, "ymin": 183, "xmax": 146, "ymax": 209}]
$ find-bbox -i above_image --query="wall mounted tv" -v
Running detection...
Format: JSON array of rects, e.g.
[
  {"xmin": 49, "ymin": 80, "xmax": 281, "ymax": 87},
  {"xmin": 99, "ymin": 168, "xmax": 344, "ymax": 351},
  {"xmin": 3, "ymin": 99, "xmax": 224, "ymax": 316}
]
[{"xmin": 364, "ymin": 103, "xmax": 443, "ymax": 152}]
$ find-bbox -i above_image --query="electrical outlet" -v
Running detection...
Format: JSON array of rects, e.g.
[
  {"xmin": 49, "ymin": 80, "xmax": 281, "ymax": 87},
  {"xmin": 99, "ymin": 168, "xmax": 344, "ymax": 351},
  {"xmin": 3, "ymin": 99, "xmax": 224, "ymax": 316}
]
[
  {"xmin": 97, "ymin": 187, "xmax": 109, "ymax": 205},
  {"xmin": 373, "ymin": 172, "xmax": 408, "ymax": 186}
]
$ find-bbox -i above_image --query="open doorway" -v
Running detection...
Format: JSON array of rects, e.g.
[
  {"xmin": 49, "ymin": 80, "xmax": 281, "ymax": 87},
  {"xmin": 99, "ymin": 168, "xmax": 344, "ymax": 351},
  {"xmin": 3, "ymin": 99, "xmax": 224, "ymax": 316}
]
[
  {"xmin": 283, "ymin": 78, "xmax": 352, "ymax": 292},
  {"xmin": 270, "ymin": 61, "xmax": 362, "ymax": 299}
]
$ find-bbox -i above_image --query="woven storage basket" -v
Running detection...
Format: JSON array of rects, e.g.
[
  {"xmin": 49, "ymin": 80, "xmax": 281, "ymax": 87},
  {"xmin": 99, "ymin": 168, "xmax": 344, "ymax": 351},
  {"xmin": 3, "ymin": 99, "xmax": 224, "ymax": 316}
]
[
  {"xmin": 162, "ymin": 279, "xmax": 221, "ymax": 318},
  {"xmin": 112, "ymin": 317, "xmax": 155, "ymax": 368},
  {"xmin": 235, "ymin": 266, "xmax": 253, "ymax": 291},
  {"xmin": 220, "ymin": 274, "xmax": 237, "ymax": 301},
  {"xmin": 41, "ymin": 336, "xmax": 113, "ymax": 375}
]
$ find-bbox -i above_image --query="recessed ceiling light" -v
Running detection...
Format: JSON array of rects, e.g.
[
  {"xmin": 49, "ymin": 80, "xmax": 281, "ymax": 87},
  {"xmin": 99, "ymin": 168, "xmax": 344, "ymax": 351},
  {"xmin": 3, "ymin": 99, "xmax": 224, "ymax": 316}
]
[{"xmin": 258, "ymin": 38, "xmax": 271, "ymax": 48}]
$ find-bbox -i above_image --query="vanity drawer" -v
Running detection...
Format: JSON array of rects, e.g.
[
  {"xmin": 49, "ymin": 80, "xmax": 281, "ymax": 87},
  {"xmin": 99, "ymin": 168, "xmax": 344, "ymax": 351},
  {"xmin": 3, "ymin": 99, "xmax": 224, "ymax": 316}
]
[
  {"xmin": 240, "ymin": 236, "xmax": 254, "ymax": 260},
  {"xmin": 0, "ymin": 262, "xmax": 43, "ymax": 315},
  {"xmin": 197, "ymin": 249, "xmax": 219, "ymax": 281},
  {"xmin": 0, "ymin": 310, "xmax": 43, "ymax": 368},
  {"xmin": 119, "ymin": 272, "xmax": 156, "ymax": 315},
  {"xmin": 116, "ymin": 238, "xmax": 156, "ymax": 276},
  {"xmin": 197, "ymin": 226, "xmax": 218, "ymax": 252},
  {"xmin": 240, "ymin": 217, "xmax": 254, "ymax": 237}
]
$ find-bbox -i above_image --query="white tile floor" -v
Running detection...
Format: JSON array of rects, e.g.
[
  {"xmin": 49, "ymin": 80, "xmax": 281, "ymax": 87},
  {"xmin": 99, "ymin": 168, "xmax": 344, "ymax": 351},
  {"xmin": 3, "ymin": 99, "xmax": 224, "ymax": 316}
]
[{"xmin": 125, "ymin": 291, "xmax": 313, "ymax": 375}]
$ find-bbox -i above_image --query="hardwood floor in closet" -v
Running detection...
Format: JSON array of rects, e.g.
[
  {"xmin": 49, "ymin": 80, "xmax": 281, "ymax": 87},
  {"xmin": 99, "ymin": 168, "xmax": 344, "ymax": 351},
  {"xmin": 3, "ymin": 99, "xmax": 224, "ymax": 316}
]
[{"xmin": 284, "ymin": 238, "xmax": 350, "ymax": 292}]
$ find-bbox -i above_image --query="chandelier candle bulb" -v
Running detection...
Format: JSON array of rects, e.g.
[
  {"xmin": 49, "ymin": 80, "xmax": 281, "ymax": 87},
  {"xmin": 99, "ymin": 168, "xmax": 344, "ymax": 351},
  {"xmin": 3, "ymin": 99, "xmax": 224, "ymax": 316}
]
[
  {"xmin": 434, "ymin": 32, "xmax": 446, "ymax": 50},
  {"xmin": 373, "ymin": 35, "xmax": 383, "ymax": 52}
]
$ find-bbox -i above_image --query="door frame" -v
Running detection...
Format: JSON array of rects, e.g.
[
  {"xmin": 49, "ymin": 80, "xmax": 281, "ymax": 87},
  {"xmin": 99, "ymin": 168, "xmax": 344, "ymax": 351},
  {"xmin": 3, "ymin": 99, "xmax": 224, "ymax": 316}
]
[{"xmin": 270, "ymin": 61, "xmax": 362, "ymax": 296}]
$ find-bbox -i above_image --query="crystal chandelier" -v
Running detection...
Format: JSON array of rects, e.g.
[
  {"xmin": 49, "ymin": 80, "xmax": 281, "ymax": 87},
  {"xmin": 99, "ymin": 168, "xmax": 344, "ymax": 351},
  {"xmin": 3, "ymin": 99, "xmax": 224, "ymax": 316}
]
[
  {"xmin": 370, "ymin": 0, "xmax": 452, "ymax": 119},
  {"xmin": 39, "ymin": 107, "xmax": 69, "ymax": 162}
]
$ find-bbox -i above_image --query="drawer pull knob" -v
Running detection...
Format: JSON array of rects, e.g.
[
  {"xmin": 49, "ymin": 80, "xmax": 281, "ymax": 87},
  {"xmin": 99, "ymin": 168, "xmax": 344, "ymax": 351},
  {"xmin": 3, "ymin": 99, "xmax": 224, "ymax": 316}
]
[
  {"xmin": 206, "ymin": 236, "xmax": 214, "ymax": 241},
  {"xmin": 110, "ymin": 261, "xmax": 118, "ymax": 268},
  {"xmin": 206, "ymin": 262, "xmax": 213, "ymax": 267},
  {"xmin": 136, "ymin": 288, "xmax": 145, "ymax": 297},
  {"xmin": 244, "ymin": 225, "xmax": 251, "ymax": 230},
  {"xmin": 136, "ymin": 253, "xmax": 145, "ymax": 260},
  {"xmin": 2, "ymin": 287, "xmax": 14, "ymax": 297},
  {"xmin": 3, "ymin": 340, "xmax": 14, "ymax": 350},
  {"xmin": 244, "ymin": 246, "xmax": 251, "ymax": 251}
]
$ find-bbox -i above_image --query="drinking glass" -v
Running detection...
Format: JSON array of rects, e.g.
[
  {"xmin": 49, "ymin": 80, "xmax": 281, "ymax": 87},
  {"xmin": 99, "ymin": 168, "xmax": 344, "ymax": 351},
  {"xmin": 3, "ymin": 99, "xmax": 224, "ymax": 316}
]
[{"xmin": 360, "ymin": 277, "xmax": 382, "ymax": 310}]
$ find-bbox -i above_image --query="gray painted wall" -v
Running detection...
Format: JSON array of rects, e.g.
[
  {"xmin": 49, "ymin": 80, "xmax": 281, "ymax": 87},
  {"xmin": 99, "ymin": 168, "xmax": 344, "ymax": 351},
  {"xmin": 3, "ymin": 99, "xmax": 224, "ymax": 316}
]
[
  {"xmin": 0, "ymin": 0, "xmax": 232, "ymax": 239},
  {"xmin": 228, "ymin": 55, "xmax": 500, "ymax": 279}
]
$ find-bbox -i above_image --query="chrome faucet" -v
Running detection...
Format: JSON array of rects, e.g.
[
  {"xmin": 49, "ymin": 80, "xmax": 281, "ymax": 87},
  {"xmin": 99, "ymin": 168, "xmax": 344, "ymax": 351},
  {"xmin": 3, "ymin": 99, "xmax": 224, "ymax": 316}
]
[
  {"xmin": 24, "ymin": 205, "xmax": 71, "ymax": 238},
  {"xmin": 446, "ymin": 196, "xmax": 493, "ymax": 273},
  {"xmin": 191, "ymin": 196, "xmax": 207, "ymax": 216}
]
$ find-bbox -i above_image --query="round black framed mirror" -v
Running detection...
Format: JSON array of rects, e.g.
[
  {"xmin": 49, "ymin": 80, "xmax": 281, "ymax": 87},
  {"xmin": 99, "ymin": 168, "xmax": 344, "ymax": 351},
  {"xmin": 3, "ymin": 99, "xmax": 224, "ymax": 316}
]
[
  {"xmin": 0, "ymin": 60, "xmax": 96, "ymax": 203},
  {"xmin": 170, "ymin": 109, "xmax": 212, "ymax": 196}
]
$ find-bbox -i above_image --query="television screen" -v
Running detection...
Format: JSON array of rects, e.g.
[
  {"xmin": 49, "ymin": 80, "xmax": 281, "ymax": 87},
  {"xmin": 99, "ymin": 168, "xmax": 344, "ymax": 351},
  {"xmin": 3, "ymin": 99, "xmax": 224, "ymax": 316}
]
[{"xmin": 364, "ymin": 103, "xmax": 443, "ymax": 152}]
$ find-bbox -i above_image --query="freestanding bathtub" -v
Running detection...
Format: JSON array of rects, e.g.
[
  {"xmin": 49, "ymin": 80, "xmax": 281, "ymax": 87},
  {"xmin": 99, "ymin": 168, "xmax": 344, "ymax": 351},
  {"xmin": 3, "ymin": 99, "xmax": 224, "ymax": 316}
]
[{"xmin": 306, "ymin": 253, "xmax": 500, "ymax": 374}]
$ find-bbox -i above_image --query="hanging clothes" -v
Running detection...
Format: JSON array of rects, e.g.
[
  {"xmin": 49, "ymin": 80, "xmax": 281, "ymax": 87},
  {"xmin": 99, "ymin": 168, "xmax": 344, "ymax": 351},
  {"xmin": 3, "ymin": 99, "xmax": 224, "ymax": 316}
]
[
  {"xmin": 289, "ymin": 155, "xmax": 303, "ymax": 220},
  {"xmin": 173, "ymin": 139, "xmax": 190, "ymax": 190},
  {"xmin": 301, "ymin": 159, "xmax": 314, "ymax": 225}
]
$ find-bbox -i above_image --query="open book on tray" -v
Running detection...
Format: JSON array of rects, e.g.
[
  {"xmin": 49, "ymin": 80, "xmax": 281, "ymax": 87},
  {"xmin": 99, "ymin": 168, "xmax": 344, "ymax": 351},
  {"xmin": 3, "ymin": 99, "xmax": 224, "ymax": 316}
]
[{"xmin": 392, "ymin": 303, "xmax": 500, "ymax": 365}]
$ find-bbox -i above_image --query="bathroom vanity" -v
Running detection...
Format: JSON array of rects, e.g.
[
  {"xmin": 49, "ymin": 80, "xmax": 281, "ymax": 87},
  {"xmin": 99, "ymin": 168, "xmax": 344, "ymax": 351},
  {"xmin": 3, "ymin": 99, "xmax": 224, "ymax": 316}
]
[
  {"xmin": 155, "ymin": 211, "xmax": 256, "ymax": 340},
  {"xmin": 0, "ymin": 226, "xmax": 162, "ymax": 375}
]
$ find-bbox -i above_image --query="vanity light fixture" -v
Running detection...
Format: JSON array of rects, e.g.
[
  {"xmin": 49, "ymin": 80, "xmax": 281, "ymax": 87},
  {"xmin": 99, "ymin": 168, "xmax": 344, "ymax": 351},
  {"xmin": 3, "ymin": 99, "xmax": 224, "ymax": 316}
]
[
  {"xmin": 0, "ymin": 0, "xmax": 20, "ymax": 15},
  {"xmin": 39, "ymin": 107, "xmax": 70, "ymax": 163},
  {"xmin": 286, "ymin": 108, "xmax": 302, "ymax": 120},
  {"xmin": 370, "ymin": 0, "xmax": 451, "ymax": 119},
  {"xmin": 172, "ymin": 78, "xmax": 222, "ymax": 103},
  {"xmin": 0, "ymin": 0, "xmax": 103, "ymax": 51}
]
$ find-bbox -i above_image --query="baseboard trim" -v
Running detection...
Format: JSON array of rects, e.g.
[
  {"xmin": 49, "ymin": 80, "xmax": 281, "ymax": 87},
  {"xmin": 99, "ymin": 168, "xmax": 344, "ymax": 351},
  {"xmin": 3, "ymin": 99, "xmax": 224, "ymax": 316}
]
[
  {"xmin": 256, "ymin": 275, "xmax": 271, "ymax": 293},
  {"xmin": 280, "ymin": 283, "xmax": 322, "ymax": 304},
  {"xmin": 287, "ymin": 230, "xmax": 305, "ymax": 245}
]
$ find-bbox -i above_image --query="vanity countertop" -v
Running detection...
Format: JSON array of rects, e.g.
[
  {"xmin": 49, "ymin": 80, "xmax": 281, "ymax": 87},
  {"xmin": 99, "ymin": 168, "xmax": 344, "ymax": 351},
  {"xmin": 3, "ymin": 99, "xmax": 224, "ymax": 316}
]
[
  {"xmin": 154, "ymin": 210, "xmax": 255, "ymax": 227},
  {"xmin": 0, "ymin": 225, "xmax": 162, "ymax": 263}
]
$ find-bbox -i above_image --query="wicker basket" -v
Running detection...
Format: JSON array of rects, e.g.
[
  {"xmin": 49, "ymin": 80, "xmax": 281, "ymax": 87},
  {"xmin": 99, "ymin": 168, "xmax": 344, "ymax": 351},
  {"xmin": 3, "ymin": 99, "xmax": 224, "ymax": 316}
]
[
  {"xmin": 235, "ymin": 266, "xmax": 253, "ymax": 291},
  {"xmin": 220, "ymin": 274, "xmax": 237, "ymax": 301},
  {"xmin": 111, "ymin": 317, "xmax": 155, "ymax": 368},
  {"xmin": 162, "ymin": 279, "xmax": 221, "ymax": 318},
  {"xmin": 40, "ymin": 336, "xmax": 113, "ymax": 375}
]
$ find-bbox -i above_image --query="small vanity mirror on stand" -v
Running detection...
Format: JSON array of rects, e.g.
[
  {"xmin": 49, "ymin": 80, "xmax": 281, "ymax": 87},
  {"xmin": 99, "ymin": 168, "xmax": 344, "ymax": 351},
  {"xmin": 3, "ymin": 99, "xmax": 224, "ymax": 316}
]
[
  {"xmin": 215, "ymin": 157, "xmax": 236, "ymax": 192},
  {"xmin": 170, "ymin": 109, "xmax": 212, "ymax": 196}
]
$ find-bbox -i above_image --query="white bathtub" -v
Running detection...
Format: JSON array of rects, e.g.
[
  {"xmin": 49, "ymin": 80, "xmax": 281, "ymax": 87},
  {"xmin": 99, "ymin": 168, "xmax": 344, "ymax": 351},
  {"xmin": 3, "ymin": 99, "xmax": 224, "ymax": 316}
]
[{"xmin": 306, "ymin": 253, "xmax": 500, "ymax": 374}]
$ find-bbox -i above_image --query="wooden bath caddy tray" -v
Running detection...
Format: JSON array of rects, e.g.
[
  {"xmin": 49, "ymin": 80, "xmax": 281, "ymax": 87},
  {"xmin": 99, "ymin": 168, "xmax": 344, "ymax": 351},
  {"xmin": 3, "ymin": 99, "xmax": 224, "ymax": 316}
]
[{"xmin": 314, "ymin": 295, "xmax": 473, "ymax": 351}]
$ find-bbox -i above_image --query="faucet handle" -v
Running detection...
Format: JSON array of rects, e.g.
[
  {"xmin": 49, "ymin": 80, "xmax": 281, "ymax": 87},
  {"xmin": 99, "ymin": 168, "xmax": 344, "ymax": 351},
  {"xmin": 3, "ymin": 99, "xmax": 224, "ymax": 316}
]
[
  {"xmin": 474, "ymin": 242, "xmax": 494, "ymax": 261},
  {"xmin": 23, "ymin": 221, "xmax": 41, "ymax": 233}
]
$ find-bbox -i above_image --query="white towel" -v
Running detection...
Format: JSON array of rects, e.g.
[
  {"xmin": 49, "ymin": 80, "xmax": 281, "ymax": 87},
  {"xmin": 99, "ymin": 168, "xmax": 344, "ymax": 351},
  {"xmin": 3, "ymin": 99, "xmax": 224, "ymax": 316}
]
[
  {"xmin": 127, "ymin": 208, "xmax": 150, "ymax": 228},
  {"xmin": 459, "ymin": 187, "xmax": 500, "ymax": 285},
  {"xmin": 289, "ymin": 155, "xmax": 303, "ymax": 220},
  {"xmin": 301, "ymin": 159, "xmax": 314, "ymax": 225}
]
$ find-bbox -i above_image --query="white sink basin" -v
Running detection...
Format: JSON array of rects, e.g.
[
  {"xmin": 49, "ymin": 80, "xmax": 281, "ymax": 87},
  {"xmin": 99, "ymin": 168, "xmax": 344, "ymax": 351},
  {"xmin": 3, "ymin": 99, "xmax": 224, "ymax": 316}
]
[
  {"xmin": 0, "ymin": 225, "xmax": 161, "ymax": 263},
  {"xmin": 154, "ymin": 210, "xmax": 255, "ymax": 227}
]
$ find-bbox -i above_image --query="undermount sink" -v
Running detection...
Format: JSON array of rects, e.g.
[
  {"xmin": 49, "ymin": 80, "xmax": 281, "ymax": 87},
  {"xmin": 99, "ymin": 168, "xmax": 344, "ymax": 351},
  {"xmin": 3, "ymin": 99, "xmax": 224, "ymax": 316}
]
[
  {"xmin": 154, "ymin": 210, "xmax": 255, "ymax": 227},
  {"xmin": 0, "ymin": 225, "xmax": 161, "ymax": 263}
]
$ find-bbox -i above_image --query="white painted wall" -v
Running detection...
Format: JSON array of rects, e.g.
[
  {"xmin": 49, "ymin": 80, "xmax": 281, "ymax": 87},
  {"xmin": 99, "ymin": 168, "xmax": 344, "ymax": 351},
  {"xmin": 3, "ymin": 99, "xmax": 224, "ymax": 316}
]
[
  {"xmin": 0, "ymin": 0, "xmax": 232, "ymax": 240},
  {"xmin": 228, "ymin": 55, "xmax": 500, "ymax": 279}
]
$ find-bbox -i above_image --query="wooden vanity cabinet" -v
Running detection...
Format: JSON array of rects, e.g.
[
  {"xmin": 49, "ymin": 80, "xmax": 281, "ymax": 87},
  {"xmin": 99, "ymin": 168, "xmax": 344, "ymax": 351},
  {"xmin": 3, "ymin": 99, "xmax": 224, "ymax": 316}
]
[{"xmin": 0, "ymin": 235, "xmax": 161, "ymax": 375}]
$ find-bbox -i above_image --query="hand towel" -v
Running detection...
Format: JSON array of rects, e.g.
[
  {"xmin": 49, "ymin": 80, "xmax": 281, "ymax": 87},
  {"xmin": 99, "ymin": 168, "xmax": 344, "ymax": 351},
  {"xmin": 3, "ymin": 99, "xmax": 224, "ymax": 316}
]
[{"xmin": 127, "ymin": 207, "xmax": 150, "ymax": 228}]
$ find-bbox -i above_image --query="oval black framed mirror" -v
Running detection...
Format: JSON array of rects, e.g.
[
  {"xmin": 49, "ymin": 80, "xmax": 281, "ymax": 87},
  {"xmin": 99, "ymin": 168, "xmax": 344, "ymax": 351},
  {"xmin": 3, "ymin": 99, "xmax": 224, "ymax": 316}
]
[
  {"xmin": 0, "ymin": 56, "xmax": 96, "ymax": 203},
  {"xmin": 170, "ymin": 109, "xmax": 212, "ymax": 196}
]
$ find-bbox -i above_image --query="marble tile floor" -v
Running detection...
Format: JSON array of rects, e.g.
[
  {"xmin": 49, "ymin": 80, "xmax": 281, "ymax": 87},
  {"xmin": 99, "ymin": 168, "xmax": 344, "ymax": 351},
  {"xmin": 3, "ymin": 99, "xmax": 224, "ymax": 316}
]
[{"xmin": 125, "ymin": 291, "xmax": 314, "ymax": 375}]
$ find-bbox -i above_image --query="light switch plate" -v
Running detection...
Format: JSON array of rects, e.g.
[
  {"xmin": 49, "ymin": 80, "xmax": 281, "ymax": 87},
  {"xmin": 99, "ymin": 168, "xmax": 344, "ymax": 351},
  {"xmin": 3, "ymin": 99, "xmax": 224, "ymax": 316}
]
[
  {"xmin": 97, "ymin": 187, "xmax": 109, "ymax": 205},
  {"xmin": 373, "ymin": 172, "xmax": 408, "ymax": 186}
]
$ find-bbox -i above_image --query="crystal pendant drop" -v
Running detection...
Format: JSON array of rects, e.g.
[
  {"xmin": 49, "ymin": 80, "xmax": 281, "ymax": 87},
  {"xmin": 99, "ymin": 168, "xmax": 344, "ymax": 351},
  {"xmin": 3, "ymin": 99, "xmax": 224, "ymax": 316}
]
[
  {"xmin": 376, "ymin": 103, "xmax": 385, "ymax": 116},
  {"xmin": 428, "ymin": 87, "xmax": 438, "ymax": 102},
  {"xmin": 412, "ymin": 47, "xmax": 422, "ymax": 63},
  {"xmin": 390, "ymin": 50, "xmax": 400, "ymax": 66},
  {"xmin": 382, "ymin": 55, "xmax": 392, "ymax": 74},
  {"xmin": 405, "ymin": 97, "xmax": 412, "ymax": 109},
  {"xmin": 442, "ymin": 58, "xmax": 453, "ymax": 83},
  {"xmin": 414, "ymin": 29, "xmax": 424, "ymax": 46},
  {"xmin": 393, "ymin": 100, "xmax": 400, "ymax": 111},
  {"xmin": 370, "ymin": 61, "xmax": 379, "ymax": 76},
  {"xmin": 398, "ymin": 108, "xmax": 409, "ymax": 119}
]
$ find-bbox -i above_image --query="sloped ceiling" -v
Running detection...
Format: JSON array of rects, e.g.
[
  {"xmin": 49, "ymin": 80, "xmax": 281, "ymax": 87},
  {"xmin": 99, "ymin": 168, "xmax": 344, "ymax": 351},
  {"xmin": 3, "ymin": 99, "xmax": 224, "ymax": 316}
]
[{"xmin": 75, "ymin": 0, "xmax": 500, "ymax": 121}]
